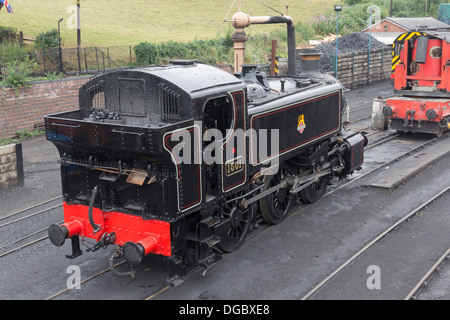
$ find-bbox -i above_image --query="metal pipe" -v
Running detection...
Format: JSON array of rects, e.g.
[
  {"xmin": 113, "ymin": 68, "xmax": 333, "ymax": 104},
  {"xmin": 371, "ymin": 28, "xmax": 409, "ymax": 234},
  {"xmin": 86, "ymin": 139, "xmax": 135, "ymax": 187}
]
[
  {"xmin": 109, "ymin": 251, "xmax": 136, "ymax": 279},
  {"xmin": 249, "ymin": 16, "xmax": 296, "ymax": 76},
  {"xmin": 88, "ymin": 185, "xmax": 102, "ymax": 233},
  {"xmin": 231, "ymin": 12, "xmax": 296, "ymax": 76}
]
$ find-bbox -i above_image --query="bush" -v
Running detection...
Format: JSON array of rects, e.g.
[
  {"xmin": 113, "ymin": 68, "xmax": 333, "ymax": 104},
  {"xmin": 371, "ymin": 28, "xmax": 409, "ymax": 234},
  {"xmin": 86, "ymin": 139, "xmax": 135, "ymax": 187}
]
[
  {"xmin": 309, "ymin": 3, "xmax": 390, "ymax": 37},
  {"xmin": 0, "ymin": 25, "xmax": 18, "ymax": 43},
  {"xmin": 35, "ymin": 29, "xmax": 60, "ymax": 51},
  {"xmin": 310, "ymin": 14, "xmax": 338, "ymax": 36},
  {"xmin": 158, "ymin": 41, "xmax": 189, "ymax": 61},
  {"xmin": 134, "ymin": 42, "xmax": 158, "ymax": 65},
  {"xmin": 134, "ymin": 32, "xmax": 234, "ymax": 67},
  {"xmin": 1, "ymin": 59, "xmax": 38, "ymax": 89},
  {"xmin": 0, "ymin": 42, "xmax": 31, "ymax": 60},
  {"xmin": 295, "ymin": 22, "xmax": 315, "ymax": 44},
  {"xmin": 342, "ymin": 0, "xmax": 440, "ymax": 19}
]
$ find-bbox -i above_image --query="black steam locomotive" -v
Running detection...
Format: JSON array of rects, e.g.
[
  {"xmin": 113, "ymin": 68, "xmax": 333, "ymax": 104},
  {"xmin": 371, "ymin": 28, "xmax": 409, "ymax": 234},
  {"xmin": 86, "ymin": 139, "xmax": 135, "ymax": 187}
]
[{"xmin": 46, "ymin": 55, "xmax": 366, "ymax": 282}]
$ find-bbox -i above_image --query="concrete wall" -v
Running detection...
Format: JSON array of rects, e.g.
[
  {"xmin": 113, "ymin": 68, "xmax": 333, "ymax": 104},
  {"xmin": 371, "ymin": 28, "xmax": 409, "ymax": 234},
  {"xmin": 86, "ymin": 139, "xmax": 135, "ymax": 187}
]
[{"xmin": 0, "ymin": 143, "xmax": 24, "ymax": 189}]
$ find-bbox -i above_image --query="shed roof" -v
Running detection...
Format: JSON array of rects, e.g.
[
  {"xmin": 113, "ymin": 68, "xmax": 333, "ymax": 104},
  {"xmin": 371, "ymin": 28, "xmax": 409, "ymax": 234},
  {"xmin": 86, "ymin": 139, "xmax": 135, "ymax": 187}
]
[{"xmin": 362, "ymin": 17, "xmax": 450, "ymax": 32}]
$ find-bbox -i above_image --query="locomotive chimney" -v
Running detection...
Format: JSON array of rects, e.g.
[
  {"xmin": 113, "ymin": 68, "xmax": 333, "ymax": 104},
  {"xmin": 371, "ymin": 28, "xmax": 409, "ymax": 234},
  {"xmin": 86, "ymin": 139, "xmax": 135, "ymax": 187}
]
[{"xmin": 298, "ymin": 49, "xmax": 324, "ymax": 79}]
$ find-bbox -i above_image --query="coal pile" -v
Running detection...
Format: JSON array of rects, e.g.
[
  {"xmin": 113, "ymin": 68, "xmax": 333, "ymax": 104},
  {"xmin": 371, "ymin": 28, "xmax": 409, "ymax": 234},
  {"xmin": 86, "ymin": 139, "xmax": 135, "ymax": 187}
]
[
  {"xmin": 85, "ymin": 108, "xmax": 122, "ymax": 122},
  {"xmin": 296, "ymin": 32, "xmax": 388, "ymax": 74}
]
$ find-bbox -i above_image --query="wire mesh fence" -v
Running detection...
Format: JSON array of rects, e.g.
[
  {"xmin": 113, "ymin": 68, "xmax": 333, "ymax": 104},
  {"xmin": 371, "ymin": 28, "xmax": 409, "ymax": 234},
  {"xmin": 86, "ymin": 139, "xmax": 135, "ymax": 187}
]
[{"xmin": 0, "ymin": 45, "xmax": 136, "ymax": 79}]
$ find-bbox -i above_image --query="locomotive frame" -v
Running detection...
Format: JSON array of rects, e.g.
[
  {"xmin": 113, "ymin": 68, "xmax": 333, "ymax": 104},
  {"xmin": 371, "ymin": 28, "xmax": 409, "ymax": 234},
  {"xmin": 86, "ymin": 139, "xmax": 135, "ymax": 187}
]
[{"xmin": 46, "ymin": 58, "xmax": 366, "ymax": 282}]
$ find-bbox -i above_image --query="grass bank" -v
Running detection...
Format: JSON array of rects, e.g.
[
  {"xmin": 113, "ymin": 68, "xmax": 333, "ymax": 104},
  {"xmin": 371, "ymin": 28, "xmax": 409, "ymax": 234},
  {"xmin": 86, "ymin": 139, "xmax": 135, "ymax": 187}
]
[{"xmin": 1, "ymin": 0, "xmax": 338, "ymax": 47}]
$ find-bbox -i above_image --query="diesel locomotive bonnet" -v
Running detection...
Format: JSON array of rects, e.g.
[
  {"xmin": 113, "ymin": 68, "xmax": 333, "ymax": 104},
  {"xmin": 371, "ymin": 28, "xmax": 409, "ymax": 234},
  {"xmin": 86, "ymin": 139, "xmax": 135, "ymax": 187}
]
[{"xmin": 45, "ymin": 58, "xmax": 366, "ymax": 281}]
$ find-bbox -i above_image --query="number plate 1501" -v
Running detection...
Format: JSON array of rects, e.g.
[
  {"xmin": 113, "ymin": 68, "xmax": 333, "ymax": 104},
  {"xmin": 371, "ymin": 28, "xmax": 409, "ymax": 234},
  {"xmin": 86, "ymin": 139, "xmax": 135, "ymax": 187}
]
[{"xmin": 225, "ymin": 156, "xmax": 244, "ymax": 177}]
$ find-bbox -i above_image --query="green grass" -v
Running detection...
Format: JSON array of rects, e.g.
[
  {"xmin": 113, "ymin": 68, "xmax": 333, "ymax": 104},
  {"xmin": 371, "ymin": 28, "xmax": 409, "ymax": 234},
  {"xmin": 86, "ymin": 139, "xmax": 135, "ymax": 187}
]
[{"xmin": 0, "ymin": 0, "xmax": 339, "ymax": 47}]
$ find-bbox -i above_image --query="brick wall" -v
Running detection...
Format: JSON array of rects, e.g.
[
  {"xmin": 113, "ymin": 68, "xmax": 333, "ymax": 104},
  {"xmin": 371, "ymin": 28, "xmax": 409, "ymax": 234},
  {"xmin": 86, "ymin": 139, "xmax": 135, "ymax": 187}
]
[
  {"xmin": 0, "ymin": 76, "xmax": 90, "ymax": 139},
  {"xmin": 216, "ymin": 63, "xmax": 234, "ymax": 74},
  {"xmin": 364, "ymin": 21, "xmax": 408, "ymax": 33}
]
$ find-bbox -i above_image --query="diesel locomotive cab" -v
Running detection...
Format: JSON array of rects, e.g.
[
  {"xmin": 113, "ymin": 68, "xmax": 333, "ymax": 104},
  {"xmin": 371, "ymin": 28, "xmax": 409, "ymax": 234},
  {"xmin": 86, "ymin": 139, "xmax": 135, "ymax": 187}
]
[{"xmin": 46, "ymin": 60, "xmax": 366, "ymax": 281}]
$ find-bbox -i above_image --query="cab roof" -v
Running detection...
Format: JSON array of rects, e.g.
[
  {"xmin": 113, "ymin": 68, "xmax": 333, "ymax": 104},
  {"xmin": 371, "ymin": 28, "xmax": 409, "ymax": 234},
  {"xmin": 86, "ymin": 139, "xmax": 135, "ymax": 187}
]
[{"xmin": 133, "ymin": 62, "xmax": 244, "ymax": 94}]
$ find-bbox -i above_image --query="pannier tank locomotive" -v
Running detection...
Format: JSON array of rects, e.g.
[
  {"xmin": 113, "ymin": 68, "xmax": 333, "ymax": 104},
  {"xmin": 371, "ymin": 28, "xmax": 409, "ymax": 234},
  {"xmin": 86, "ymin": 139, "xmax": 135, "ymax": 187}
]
[{"xmin": 46, "ymin": 53, "xmax": 366, "ymax": 281}]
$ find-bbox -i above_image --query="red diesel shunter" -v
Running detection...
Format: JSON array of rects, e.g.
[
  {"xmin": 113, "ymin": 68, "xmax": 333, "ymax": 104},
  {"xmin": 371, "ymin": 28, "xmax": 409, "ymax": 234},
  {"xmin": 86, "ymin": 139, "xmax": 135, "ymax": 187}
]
[{"xmin": 384, "ymin": 31, "xmax": 450, "ymax": 135}]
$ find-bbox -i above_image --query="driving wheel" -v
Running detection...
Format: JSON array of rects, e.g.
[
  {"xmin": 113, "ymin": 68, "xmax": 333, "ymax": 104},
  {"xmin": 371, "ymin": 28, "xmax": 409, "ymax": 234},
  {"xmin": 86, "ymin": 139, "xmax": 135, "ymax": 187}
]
[
  {"xmin": 218, "ymin": 199, "xmax": 253, "ymax": 253},
  {"xmin": 259, "ymin": 165, "xmax": 293, "ymax": 224}
]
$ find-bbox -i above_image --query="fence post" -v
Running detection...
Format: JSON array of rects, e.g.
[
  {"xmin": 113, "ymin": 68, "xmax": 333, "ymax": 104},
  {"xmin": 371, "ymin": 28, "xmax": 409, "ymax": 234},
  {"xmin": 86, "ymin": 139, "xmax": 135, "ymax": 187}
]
[
  {"xmin": 95, "ymin": 47, "xmax": 100, "ymax": 71},
  {"xmin": 59, "ymin": 45, "xmax": 64, "ymax": 74},
  {"xmin": 19, "ymin": 31, "xmax": 24, "ymax": 47},
  {"xmin": 270, "ymin": 39, "xmax": 277, "ymax": 76},
  {"xmin": 42, "ymin": 49, "xmax": 47, "ymax": 74},
  {"xmin": 332, "ymin": 54, "xmax": 338, "ymax": 79},
  {"xmin": 84, "ymin": 48, "xmax": 88, "ymax": 73},
  {"xmin": 351, "ymin": 51, "xmax": 355, "ymax": 88},
  {"xmin": 77, "ymin": 47, "xmax": 82, "ymax": 75},
  {"xmin": 367, "ymin": 48, "xmax": 371, "ymax": 85},
  {"xmin": 102, "ymin": 51, "xmax": 105, "ymax": 72}
]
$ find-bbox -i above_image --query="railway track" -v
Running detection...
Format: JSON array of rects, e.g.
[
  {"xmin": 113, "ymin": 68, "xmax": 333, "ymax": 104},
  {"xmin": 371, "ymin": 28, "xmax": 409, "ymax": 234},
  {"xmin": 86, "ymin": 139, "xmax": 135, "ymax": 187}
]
[
  {"xmin": 301, "ymin": 185, "xmax": 450, "ymax": 300},
  {"xmin": 0, "ymin": 196, "xmax": 62, "ymax": 259},
  {"xmin": 0, "ymin": 195, "xmax": 61, "ymax": 222},
  {"xmin": 45, "ymin": 260, "xmax": 127, "ymax": 300},
  {"xmin": 405, "ymin": 247, "xmax": 450, "ymax": 300}
]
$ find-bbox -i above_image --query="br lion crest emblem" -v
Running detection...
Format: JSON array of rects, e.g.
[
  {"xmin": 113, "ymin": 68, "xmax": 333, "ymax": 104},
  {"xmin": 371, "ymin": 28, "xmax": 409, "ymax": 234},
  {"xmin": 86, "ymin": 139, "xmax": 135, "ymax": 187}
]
[{"xmin": 297, "ymin": 114, "xmax": 306, "ymax": 133}]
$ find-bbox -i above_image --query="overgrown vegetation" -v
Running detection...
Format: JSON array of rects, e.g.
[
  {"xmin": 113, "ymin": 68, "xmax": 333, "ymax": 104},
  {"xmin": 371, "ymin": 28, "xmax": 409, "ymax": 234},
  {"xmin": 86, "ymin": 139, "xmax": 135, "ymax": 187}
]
[
  {"xmin": 0, "ymin": 42, "xmax": 32, "ymax": 59},
  {"xmin": 0, "ymin": 128, "xmax": 45, "ymax": 146},
  {"xmin": 0, "ymin": 25, "xmax": 18, "ymax": 43},
  {"xmin": 344, "ymin": 0, "xmax": 441, "ymax": 18},
  {"xmin": 134, "ymin": 30, "xmax": 234, "ymax": 66},
  {"xmin": 308, "ymin": 0, "xmax": 442, "ymax": 38},
  {"xmin": 34, "ymin": 29, "xmax": 60, "ymax": 51},
  {"xmin": 0, "ymin": 28, "xmax": 63, "ymax": 89},
  {"xmin": 1, "ymin": 59, "xmax": 38, "ymax": 90}
]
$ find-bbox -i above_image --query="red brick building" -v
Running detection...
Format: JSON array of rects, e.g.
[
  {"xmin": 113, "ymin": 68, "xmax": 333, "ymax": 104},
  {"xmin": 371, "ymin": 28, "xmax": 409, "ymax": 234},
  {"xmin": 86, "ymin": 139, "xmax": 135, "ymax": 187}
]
[{"xmin": 362, "ymin": 17, "xmax": 449, "ymax": 33}]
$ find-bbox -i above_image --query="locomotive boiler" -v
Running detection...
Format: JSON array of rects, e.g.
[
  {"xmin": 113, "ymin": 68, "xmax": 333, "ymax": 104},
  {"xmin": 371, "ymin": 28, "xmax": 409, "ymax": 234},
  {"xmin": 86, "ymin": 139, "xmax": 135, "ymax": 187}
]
[{"xmin": 45, "ymin": 54, "xmax": 366, "ymax": 282}]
